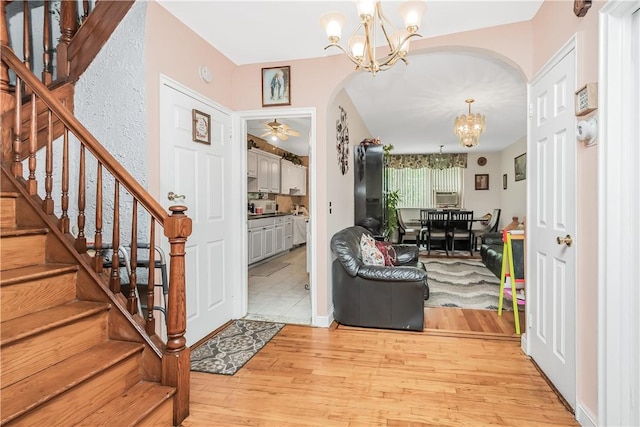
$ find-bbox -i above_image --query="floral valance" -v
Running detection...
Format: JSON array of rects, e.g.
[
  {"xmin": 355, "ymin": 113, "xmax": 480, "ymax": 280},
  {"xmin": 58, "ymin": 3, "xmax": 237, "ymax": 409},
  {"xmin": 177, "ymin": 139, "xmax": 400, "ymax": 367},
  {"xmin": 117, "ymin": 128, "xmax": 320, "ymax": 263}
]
[{"xmin": 386, "ymin": 153, "xmax": 468, "ymax": 169}]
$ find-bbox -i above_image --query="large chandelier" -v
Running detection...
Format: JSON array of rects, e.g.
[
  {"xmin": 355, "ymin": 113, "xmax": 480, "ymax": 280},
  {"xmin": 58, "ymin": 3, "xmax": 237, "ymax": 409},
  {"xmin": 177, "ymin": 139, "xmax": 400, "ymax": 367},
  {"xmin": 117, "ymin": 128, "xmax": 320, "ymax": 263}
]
[
  {"xmin": 454, "ymin": 98, "xmax": 486, "ymax": 148},
  {"xmin": 320, "ymin": 1, "xmax": 426, "ymax": 76}
]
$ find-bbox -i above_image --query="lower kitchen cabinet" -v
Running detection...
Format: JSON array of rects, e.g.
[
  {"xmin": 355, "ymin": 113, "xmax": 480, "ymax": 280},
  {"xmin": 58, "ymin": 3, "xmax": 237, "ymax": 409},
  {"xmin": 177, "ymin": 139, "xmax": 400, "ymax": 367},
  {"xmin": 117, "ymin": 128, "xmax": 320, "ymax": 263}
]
[{"xmin": 248, "ymin": 215, "xmax": 293, "ymax": 265}]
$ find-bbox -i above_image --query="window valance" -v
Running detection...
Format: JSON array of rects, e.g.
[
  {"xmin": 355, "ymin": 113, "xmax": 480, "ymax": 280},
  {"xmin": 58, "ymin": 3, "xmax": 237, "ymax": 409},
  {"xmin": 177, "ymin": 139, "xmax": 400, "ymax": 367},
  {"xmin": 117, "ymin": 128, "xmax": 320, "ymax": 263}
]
[{"xmin": 386, "ymin": 153, "xmax": 468, "ymax": 169}]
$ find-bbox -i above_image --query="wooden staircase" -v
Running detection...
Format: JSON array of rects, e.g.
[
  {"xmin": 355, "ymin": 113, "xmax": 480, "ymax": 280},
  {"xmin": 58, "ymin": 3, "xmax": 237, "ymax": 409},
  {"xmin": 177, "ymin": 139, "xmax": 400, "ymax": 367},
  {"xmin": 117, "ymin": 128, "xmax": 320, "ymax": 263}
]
[{"xmin": 0, "ymin": 178, "xmax": 175, "ymax": 426}]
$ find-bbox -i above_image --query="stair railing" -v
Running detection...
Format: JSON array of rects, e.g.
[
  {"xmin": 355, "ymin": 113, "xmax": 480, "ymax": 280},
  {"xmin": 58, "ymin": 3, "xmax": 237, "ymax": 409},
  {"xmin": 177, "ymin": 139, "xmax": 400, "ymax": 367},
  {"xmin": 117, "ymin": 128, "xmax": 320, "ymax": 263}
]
[{"xmin": 1, "ymin": 44, "xmax": 192, "ymax": 424}]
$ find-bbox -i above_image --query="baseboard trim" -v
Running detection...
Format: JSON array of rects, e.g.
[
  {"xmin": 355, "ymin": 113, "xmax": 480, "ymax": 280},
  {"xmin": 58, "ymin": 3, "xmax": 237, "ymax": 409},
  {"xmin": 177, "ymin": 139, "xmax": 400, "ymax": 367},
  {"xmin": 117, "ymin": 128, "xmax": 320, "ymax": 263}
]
[
  {"xmin": 314, "ymin": 312, "xmax": 334, "ymax": 328},
  {"xmin": 576, "ymin": 404, "xmax": 597, "ymax": 427}
]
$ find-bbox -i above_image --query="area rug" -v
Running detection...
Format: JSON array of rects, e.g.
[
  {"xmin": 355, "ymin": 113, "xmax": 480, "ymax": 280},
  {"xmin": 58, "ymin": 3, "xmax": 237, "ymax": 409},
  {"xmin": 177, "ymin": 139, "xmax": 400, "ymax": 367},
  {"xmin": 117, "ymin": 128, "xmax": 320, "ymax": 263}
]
[
  {"xmin": 190, "ymin": 319, "xmax": 285, "ymax": 375},
  {"xmin": 249, "ymin": 261, "xmax": 290, "ymax": 277},
  {"xmin": 422, "ymin": 258, "xmax": 510, "ymax": 311}
]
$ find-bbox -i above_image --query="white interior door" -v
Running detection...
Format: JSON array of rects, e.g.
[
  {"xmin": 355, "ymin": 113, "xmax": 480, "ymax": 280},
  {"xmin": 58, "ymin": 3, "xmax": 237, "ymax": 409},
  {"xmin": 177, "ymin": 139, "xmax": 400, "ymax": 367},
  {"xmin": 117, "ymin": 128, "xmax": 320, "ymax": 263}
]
[
  {"xmin": 528, "ymin": 43, "xmax": 577, "ymax": 408},
  {"xmin": 160, "ymin": 81, "xmax": 234, "ymax": 346}
]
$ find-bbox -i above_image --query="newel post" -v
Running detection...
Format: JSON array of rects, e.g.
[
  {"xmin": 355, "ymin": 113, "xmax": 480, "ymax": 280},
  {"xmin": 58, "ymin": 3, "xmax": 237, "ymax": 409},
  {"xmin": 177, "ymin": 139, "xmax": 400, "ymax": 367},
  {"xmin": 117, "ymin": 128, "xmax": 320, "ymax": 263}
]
[{"xmin": 162, "ymin": 205, "xmax": 192, "ymax": 426}]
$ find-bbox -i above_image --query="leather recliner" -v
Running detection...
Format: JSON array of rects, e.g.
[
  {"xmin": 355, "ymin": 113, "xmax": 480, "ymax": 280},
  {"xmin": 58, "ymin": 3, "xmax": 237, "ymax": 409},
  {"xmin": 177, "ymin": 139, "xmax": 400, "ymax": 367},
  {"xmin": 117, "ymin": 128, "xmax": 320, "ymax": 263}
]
[
  {"xmin": 480, "ymin": 232, "xmax": 525, "ymax": 280},
  {"xmin": 330, "ymin": 226, "xmax": 429, "ymax": 332}
]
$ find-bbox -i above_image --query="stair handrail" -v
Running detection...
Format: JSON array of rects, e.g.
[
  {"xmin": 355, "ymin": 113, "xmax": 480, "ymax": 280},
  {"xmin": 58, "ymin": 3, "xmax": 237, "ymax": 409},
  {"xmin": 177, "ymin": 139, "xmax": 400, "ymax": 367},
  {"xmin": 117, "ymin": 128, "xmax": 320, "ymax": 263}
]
[
  {"xmin": 1, "ymin": 44, "xmax": 191, "ymax": 424},
  {"xmin": 1, "ymin": 44, "xmax": 167, "ymax": 224}
]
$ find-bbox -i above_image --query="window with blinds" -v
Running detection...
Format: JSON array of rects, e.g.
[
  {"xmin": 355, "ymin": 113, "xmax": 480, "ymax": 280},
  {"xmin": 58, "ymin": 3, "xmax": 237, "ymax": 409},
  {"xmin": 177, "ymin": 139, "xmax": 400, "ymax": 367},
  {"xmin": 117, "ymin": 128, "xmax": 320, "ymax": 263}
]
[{"xmin": 387, "ymin": 167, "xmax": 464, "ymax": 208}]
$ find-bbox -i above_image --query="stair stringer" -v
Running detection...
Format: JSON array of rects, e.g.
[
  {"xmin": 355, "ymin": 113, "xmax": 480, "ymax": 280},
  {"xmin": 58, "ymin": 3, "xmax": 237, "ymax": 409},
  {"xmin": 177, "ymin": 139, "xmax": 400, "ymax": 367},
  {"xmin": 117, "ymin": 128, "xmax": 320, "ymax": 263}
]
[{"xmin": 1, "ymin": 166, "xmax": 164, "ymax": 382}]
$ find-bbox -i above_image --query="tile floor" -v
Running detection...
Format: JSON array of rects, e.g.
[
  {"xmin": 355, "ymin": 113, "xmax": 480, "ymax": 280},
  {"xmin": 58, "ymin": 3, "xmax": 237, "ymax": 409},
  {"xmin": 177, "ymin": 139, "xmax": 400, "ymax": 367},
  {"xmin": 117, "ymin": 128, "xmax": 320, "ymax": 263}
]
[{"xmin": 244, "ymin": 245, "xmax": 311, "ymax": 325}]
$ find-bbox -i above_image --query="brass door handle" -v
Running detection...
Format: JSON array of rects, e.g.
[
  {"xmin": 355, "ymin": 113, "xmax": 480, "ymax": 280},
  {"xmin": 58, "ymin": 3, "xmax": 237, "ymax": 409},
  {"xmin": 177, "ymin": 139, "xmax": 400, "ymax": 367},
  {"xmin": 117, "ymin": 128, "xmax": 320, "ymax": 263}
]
[
  {"xmin": 167, "ymin": 191, "xmax": 186, "ymax": 201},
  {"xmin": 556, "ymin": 235, "xmax": 573, "ymax": 247}
]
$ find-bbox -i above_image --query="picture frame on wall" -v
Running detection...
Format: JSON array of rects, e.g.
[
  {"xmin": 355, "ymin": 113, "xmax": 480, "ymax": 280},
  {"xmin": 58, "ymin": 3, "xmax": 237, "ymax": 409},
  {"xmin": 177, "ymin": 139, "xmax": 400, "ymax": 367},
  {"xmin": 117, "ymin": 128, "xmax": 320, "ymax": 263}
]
[
  {"xmin": 262, "ymin": 66, "xmax": 291, "ymax": 107},
  {"xmin": 503, "ymin": 174, "xmax": 508, "ymax": 190},
  {"xmin": 514, "ymin": 153, "xmax": 526, "ymax": 181},
  {"xmin": 475, "ymin": 174, "xmax": 489, "ymax": 190},
  {"xmin": 192, "ymin": 109, "xmax": 211, "ymax": 145}
]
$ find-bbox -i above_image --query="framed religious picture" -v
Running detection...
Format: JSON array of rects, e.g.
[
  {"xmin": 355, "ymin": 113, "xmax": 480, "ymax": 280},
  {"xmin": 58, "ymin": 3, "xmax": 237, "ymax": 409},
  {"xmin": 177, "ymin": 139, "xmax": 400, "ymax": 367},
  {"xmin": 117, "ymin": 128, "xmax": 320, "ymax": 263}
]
[
  {"xmin": 475, "ymin": 174, "xmax": 489, "ymax": 190},
  {"xmin": 192, "ymin": 109, "xmax": 210, "ymax": 144},
  {"xmin": 262, "ymin": 66, "xmax": 291, "ymax": 107}
]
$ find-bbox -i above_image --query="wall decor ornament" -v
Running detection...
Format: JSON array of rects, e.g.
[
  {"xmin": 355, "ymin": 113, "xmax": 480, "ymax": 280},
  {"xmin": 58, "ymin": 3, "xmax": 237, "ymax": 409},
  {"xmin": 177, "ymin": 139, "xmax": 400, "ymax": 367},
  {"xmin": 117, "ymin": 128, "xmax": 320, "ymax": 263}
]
[
  {"xmin": 336, "ymin": 106, "xmax": 350, "ymax": 175},
  {"xmin": 192, "ymin": 109, "xmax": 211, "ymax": 144},
  {"xmin": 514, "ymin": 153, "xmax": 527, "ymax": 181}
]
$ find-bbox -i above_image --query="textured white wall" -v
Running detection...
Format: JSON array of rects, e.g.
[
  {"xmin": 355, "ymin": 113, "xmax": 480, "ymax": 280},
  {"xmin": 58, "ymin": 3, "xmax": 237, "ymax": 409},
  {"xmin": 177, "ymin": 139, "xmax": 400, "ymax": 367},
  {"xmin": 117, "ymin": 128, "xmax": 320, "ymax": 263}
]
[{"xmin": 72, "ymin": 1, "xmax": 148, "ymax": 243}]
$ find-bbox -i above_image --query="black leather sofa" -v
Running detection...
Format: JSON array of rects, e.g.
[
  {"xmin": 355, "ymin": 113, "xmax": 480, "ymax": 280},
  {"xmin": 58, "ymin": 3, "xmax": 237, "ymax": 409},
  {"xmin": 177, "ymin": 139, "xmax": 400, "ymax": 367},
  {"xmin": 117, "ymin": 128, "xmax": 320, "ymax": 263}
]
[
  {"xmin": 330, "ymin": 226, "xmax": 429, "ymax": 332},
  {"xmin": 480, "ymin": 232, "xmax": 525, "ymax": 280}
]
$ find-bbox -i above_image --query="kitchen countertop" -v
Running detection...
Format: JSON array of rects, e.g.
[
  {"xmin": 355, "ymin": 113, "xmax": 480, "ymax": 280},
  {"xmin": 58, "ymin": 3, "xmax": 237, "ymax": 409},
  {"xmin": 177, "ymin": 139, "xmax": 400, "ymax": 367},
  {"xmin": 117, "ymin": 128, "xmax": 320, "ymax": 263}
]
[{"xmin": 247, "ymin": 212, "xmax": 294, "ymax": 220}]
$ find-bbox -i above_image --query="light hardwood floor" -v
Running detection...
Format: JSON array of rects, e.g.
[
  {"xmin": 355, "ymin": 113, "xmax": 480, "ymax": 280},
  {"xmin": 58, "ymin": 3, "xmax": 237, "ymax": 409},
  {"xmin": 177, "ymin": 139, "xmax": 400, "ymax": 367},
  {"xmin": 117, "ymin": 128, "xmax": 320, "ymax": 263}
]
[{"xmin": 182, "ymin": 323, "xmax": 577, "ymax": 426}]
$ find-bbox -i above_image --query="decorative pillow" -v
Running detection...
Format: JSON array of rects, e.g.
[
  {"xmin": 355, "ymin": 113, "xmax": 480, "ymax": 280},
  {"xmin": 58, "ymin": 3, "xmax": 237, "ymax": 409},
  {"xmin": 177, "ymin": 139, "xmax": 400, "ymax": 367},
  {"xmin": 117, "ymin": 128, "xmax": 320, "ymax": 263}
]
[
  {"xmin": 375, "ymin": 241, "xmax": 397, "ymax": 266},
  {"xmin": 360, "ymin": 234, "xmax": 385, "ymax": 266}
]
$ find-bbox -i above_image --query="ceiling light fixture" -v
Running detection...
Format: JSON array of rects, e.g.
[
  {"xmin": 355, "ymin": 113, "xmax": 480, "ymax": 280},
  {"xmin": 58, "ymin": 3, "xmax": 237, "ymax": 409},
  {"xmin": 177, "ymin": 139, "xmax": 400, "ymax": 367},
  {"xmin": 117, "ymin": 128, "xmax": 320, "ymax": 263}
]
[
  {"xmin": 431, "ymin": 145, "xmax": 450, "ymax": 170},
  {"xmin": 454, "ymin": 98, "xmax": 486, "ymax": 148},
  {"xmin": 320, "ymin": 1, "xmax": 426, "ymax": 76}
]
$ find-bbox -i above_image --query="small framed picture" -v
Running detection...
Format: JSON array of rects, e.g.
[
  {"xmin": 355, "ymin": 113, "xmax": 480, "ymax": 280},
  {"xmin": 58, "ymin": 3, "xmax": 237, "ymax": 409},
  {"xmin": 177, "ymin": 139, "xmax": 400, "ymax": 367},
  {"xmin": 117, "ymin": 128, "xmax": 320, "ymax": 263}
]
[
  {"xmin": 192, "ymin": 109, "xmax": 211, "ymax": 144},
  {"xmin": 475, "ymin": 174, "xmax": 489, "ymax": 190},
  {"xmin": 514, "ymin": 153, "xmax": 526, "ymax": 181},
  {"xmin": 503, "ymin": 174, "xmax": 508, "ymax": 190},
  {"xmin": 262, "ymin": 66, "xmax": 291, "ymax": 107}
]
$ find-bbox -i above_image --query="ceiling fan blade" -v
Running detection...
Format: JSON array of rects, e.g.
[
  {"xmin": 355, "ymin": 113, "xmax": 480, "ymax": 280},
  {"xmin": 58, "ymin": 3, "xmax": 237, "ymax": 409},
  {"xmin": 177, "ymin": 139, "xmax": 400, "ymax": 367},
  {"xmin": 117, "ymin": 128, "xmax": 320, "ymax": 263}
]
[
  {"xmin": 286, "ymin": 130, "xmax": 301, "ymax": 137},
  {"xmin": 260, "ymin": 131, "xmax": 273, "ymax": 138},
  {"xmin": 279, "ymin": 134, "xmax": 289, "ymax": 140}
]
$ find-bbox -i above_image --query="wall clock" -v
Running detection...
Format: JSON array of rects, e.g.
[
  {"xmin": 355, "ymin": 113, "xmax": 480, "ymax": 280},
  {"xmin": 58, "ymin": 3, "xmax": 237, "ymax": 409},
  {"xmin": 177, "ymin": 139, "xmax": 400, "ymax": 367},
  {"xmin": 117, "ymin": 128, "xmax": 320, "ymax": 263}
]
[
  {"xmin": 336, "ymin": 106, "xmax": 349, "ymax": 175},
  {"xmin": 477, "ymin": 157, "xmax": 487, "ymax": 166}
]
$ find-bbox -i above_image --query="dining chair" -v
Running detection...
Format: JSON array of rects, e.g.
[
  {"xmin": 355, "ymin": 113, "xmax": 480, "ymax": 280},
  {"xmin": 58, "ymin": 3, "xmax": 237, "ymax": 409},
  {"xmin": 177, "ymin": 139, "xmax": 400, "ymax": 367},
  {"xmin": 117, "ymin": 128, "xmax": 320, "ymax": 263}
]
[
  {"xmin": 396, "ymin": 209, "xmax": 419, "ymax": 243},
  {"xmin": 448, "ymin": 210, "xmax": 474, "ymax": 255},
  {"xmin": 420, "ymin": 210, "xmax": 449, "ymax": 255}
]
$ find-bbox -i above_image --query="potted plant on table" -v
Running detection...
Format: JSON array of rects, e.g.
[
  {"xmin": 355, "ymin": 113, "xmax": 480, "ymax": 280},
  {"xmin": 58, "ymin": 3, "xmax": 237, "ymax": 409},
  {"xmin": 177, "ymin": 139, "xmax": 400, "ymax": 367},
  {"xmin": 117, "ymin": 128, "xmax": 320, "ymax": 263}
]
[{"xmin": 383, "ymin": 190, "xmax": 401, "ymax": 242}]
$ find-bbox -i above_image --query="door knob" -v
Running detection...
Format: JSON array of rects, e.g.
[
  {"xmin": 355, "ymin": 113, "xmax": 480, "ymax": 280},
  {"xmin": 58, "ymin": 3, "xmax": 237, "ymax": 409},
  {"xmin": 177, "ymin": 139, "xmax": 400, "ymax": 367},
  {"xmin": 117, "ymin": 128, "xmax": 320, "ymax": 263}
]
[
  {"xmin": 556, "ymin": 234, "xmax": 573, "ymax": 247},
  {"xmin": 167, "ymin": 191, "xmax": 186, "ymax": 201}
]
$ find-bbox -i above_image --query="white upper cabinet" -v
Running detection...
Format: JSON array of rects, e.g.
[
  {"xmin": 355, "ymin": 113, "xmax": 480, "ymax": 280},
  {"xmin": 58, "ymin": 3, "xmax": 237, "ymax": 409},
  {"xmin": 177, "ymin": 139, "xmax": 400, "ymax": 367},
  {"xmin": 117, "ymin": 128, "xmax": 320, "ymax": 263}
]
[
  {"xmin": 247, "ymin": 150, "xmax": 258, "ymax": 178},
  {"xmin": 247, "ymin": 149, "xmax": 281, "ymax": 193},
  {"xmin": 280, "ymin": 159, "xmax": 307, "ymax": 195}
]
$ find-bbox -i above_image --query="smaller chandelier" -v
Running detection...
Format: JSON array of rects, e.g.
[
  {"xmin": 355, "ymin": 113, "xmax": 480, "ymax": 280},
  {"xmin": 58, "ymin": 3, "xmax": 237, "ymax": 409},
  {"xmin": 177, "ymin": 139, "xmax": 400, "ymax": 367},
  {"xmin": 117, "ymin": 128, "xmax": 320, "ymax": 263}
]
[
  {"xmin": 431, "ymin": 145, "xmax": 450, "ymax": 170},
  {"xmin": 454, "ymin": 98, "xmax": 486, "ymax": 148},
  {"xmin": 320, "ymin": 1, "xmax": 426, "ymax": 76}
]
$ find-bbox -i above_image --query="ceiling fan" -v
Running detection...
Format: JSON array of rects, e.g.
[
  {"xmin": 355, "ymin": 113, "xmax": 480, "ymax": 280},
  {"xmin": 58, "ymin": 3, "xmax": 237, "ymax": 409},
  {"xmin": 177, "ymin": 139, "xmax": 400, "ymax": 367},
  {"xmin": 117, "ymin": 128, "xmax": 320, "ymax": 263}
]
[{"xmin": 260, "ymin": 119, "xmax": 300, "ymax": 141}]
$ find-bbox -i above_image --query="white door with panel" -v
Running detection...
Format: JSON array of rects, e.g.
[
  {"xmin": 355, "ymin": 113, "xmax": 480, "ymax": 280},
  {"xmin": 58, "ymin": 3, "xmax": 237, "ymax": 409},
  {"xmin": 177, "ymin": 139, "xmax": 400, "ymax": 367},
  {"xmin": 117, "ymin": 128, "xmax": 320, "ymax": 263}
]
[
  {"xmin": 160, "ymin": 82, "xmax": 234, "ymax": 346},
  {"xmin": 528, "ymin": 44, "xmax": 577, "ymax": 408}
]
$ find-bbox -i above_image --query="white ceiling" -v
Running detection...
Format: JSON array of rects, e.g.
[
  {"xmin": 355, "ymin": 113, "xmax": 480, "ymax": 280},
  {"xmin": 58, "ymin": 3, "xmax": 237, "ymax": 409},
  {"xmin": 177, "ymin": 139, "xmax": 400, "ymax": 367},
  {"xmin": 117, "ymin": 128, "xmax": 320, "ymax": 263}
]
[{"xmin": 158, "ymin": 0, "xmax": 541, "ymax": 155}]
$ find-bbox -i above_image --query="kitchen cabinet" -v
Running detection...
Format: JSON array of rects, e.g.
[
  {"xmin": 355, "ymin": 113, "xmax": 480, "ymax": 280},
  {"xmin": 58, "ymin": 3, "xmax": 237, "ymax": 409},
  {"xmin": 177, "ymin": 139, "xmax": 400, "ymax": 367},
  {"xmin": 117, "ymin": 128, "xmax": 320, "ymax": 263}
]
[
  {"xmin": 248, "ymin": 215, "xmax": 293, "ymax": 265},
  {"xmin": 247, "ymin": 149, "xmax": 280, "ymax": 194},
  {"xmin": 280, "ymin": 159, "xmax": 307, "ymax": 195},
  {"xmin": 247, "ymin": 150, "xmax": 258, "ymax": 178}
]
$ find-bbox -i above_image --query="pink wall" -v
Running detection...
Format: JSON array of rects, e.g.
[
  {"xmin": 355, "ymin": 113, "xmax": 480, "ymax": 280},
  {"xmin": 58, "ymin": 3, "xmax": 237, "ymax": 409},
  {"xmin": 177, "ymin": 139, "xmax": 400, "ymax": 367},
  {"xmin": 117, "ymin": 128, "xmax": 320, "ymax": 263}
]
[{"xmin": 145, "ymin": 0, "xmax": 600, "ymax": 418}]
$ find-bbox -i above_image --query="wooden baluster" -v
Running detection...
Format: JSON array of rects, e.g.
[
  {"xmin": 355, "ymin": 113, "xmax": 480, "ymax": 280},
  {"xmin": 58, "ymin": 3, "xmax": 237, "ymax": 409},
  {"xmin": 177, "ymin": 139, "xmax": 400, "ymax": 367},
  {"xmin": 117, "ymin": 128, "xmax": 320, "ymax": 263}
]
[
  {"xmin": 127, "ymin": 200, "xmax": 139, "ymax": 314},
  {"xmin": 11, "ymin": 76, "xmax": 22, "ymax": 177},
  {"xmin": 82, "ymin": 0, "xmax": 89, "ymax": 23},
  {"xmin": 0, "ymin": 1, "xmax": 15, "ymax": 164},
  {"xmin": 163, "ymin": 205, "xmax": 192, "ymax": 425},
  {"xmin": 110, "ymin": 182, "xmax": 121, "ymax": 293},
  {"xmin": 0, "ymin": 1, "xmax": 10, "ymax": 91},
  {"xmin": 146, "ymin": 220, "xmax": 157, "ymax": 335},
  {"xmin": 43, "ymin": 110, "xmax": 54, "ymax": 214},
  {"xmin": 60, "ymin": 127, "xmax": 70, "ymax": 233},
  {"xmin": 94, "ymin": 161, "xmax": 103, "ymax": 272},
  {"xmin": 42, "ymin": 0, "xmax": 52, "ymax": 84},
  {"xmin": 26, "ymin": 93, "xmax": 38, "ymax": 195},
  {"xmin": 22, "ymin": 1, "xmax": 31, "ymax": 72},
  {"xmin": 75, "ymin": 144, "xmax": 86, "ymax": 253},
  {"xmin": 57, "ymin": 0, "xmax": 79, "ymax": 79}
]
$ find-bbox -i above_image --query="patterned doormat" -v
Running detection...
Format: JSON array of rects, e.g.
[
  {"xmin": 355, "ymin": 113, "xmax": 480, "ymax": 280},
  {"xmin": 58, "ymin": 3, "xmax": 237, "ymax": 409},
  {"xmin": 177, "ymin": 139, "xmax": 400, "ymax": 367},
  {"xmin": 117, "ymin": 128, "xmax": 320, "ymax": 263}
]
[
  {"xmin": 190, "ymin": 319, "xmax": 285, "ymax": 375},
  {"xmin": 422, "ymin": 258, "xmax": 513, "ymax": 311}
]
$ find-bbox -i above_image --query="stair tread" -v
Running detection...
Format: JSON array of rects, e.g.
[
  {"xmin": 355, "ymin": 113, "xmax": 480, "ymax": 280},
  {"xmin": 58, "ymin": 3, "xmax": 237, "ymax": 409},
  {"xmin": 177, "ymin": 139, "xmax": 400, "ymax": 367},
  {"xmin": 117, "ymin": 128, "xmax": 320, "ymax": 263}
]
[
  {"xmin": 0, "ymin": 263, "xmax": 78, "ymax": 286},
  {"xmin": 0, "ymin": 226, "xmax": 49, "ymax": 237},
  {"xmin": 0, "ymin": 340, "xmax": 145, "ymax": 425},
  {"xmin": 0, "ymin": 301, "xmax": 110, "ymax": 346},
  {"xmin": 75, "ymin": 381, "xmax": 175, "ymax": 426}
]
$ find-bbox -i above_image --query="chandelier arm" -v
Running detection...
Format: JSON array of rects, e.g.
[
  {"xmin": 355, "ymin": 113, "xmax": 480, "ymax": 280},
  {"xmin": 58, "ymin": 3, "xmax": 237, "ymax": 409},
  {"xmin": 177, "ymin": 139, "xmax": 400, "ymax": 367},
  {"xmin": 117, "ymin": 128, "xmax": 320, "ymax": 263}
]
[
  {"xmin": 376, "ymin": 2, "xmax": 395, "ymax": 50},
  {"xmin": 375, "ymin": 33, "xmax": 422, "ymax": 68},
  {"xmin": 363, "ymin": 20, "xmax": 376, "ymax": 70},
  {"xmin": 324, "ymin": 43, "xmax": 365, "ymax": 68}
]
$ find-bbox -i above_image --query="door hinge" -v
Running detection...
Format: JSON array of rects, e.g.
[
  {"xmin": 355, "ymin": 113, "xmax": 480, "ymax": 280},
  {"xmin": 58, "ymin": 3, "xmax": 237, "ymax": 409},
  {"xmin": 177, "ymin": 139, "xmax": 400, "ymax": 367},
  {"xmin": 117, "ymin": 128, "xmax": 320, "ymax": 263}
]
[{"xmin": 528, "ymin": 104, "xmax": 534, "ymax": 118}]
